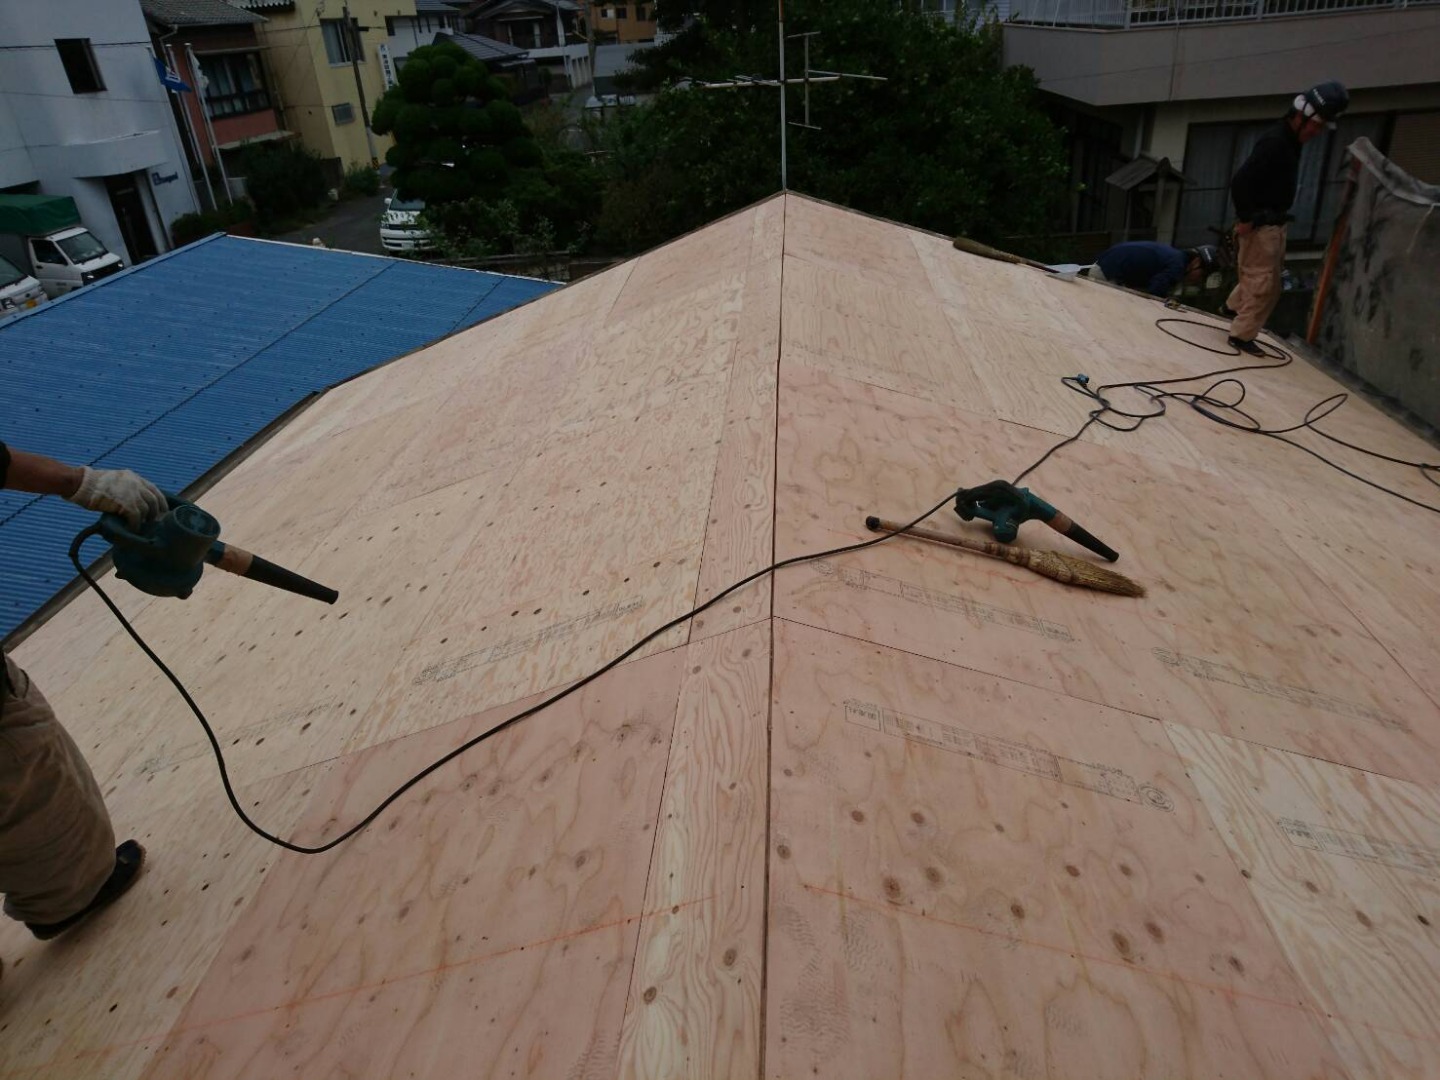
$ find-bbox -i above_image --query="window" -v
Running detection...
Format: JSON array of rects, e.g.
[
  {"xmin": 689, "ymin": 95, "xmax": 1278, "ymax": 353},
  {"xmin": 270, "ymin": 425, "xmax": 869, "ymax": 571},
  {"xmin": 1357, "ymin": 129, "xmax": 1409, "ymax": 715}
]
[
  {"xmin": 198, "ymin": 53, "xmax": 271, "ymax": 117},
  {"xmin": 31, "ymin": 239, "xmax": 66, "ymax": 266},
  {"xmin": 321, "ymin": 19, "xmax": 361, "ymax": 64},
  {"xmin": 58, "ymin": 232, "xmax": 107, "ymax": 263},
  {"xmin": 638, "ymin": 4, "xmax": 648, "ymax": 18},
  {"xmin": 617, "ymin": 5, "xmax": 628, "ymax": 16},
  {"xmin": 56, "ymin": 39, "xmax": 105, "ymax": 93},
  {"xmin": 1174, "ymin": 113, "xmax": 1390, "ymax": 250},
  {"xmin": 332, "ymin": 102, "xmax": 356, "ymax": 124},
  {"xmin": 384, "ymin": 15, "xmax": 398, "ymax": 36}
]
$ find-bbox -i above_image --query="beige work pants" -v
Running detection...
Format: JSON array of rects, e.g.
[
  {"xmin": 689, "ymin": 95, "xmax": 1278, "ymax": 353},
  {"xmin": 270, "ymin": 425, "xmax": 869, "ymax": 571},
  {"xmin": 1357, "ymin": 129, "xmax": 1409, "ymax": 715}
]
[
  {"xmin": 1226, "ymin": 224, "xmax": 1287, "ymax": 342},
  {"xmin": 0, "ymin": 656, "xmax": 116, "ymax": 925}
]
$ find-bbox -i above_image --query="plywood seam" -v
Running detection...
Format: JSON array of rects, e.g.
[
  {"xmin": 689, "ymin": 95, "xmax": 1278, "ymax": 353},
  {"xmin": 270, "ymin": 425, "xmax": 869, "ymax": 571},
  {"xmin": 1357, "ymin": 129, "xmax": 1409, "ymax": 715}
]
[
  {"xmin": 610, "ymin": 645, "xmax": 694, "ymax": 1077},
  {"xmin": 1257, "ymin": 524, "xmax": 1440, "ymax": 722},
  {"xmin": 757, "ymin": 198, "xmax": 784, "ymax": 1080},
  {"xmin": 686, "ymin": 335, "xmax": 748, "ymax": 650},
  {"xmin": 757, "ymin": 614, "xmax": 777, "ymax": 1080},
  {"xmin": 1156, "ymin": 722, "xmax": 1362, "ymax": 1074},
  {"xmin": 771, "ymin": 614, "xmax": 1433, "ymax": 798},
  {"xmin": 600, "ymin": 257, "xmax": 640, "ymax": 327}
]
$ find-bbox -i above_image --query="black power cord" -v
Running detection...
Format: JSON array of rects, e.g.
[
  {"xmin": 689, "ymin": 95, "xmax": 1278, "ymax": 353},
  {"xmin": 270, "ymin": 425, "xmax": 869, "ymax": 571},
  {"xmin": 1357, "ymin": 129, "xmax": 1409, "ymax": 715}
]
[
  {"xmin": 67, "ymin": 318, "xmax": 1440, "ymax": 853},
  {"xmin": 70, "ymin": 492, "xmax": 958, "ymax": 854}
]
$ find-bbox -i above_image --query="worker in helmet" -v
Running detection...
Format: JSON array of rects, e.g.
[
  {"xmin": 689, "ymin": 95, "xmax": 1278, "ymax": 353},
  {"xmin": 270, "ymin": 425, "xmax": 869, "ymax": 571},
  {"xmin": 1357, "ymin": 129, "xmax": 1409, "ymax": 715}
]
[
  {"xmin": 1, "ymin": 443, "xmax": 158, "ymax": 975},
  {"xmin": 1085, "ymin": 242, "xmax": 1220, "ymax": 298},
  {"xmin": 1225, "ymin": 80, "xmax": 1350, "ymax": 355}
]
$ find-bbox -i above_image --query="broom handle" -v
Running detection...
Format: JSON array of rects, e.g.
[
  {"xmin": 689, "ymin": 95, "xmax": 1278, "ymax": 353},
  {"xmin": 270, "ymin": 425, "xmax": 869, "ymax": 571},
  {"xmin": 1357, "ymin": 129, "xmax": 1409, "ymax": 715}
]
[{"xmin": 865, "ymin": 517, "xmax": 1028, "ymax": 567}]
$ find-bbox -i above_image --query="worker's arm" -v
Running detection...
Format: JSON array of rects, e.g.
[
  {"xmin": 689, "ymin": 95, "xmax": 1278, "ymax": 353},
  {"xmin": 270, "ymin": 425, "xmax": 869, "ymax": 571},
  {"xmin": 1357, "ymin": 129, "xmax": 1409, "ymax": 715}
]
[
  {"xmin": 1147, "ymin": 249, "xmax": 1188, "ymax": 297},
  {"xmin": 2, "ymin": 445, "xmax": 84, "ymax": 498},
  {"xmin": 1, "ymin": 443, "xmax": 165, "ymax": 526}
]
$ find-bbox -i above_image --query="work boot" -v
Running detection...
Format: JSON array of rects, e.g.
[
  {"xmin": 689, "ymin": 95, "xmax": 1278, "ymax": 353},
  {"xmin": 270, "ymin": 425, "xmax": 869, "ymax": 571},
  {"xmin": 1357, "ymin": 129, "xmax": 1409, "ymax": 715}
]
[
  {"xmin": 1227, "ymin": 336, "xmax": 1265, "ymax": 357},
  {"xmin": 26, "ymin": 840, "xmax": 146, "ymax": 941}
]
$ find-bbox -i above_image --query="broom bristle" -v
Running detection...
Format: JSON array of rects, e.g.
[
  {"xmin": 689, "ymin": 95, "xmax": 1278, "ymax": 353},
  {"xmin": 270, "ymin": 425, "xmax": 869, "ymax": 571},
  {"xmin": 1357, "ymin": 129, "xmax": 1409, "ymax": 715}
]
[{"xmin": 1024, "ymin": 549, "xmax": 1147, "ymax": 597}]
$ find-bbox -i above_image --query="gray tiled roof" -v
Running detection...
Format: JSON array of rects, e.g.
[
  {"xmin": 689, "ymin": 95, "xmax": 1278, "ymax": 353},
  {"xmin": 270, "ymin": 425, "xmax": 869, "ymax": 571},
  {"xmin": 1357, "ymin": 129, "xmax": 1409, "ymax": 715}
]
[
  {"xmin": 140, "ymin": 0, "xmax": 265, "ymax": 24},
  {"xmin": 436, "ymin": 29, "xmax": 530, "ymax": 61}
]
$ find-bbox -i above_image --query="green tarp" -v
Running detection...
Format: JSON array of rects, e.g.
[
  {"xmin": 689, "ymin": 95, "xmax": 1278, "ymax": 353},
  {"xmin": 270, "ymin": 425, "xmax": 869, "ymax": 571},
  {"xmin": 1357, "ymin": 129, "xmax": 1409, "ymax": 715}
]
[{"xmin": 0, "ymin": 194, "xmax": 81, "ymax": 236}]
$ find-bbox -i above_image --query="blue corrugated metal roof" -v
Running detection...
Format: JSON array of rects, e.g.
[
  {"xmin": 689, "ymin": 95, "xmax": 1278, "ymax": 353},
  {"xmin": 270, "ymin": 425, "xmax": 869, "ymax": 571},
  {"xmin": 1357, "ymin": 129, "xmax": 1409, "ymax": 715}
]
[{"xmin": 0, "ymin": 234, "xmax": 557, "ymax": 636}]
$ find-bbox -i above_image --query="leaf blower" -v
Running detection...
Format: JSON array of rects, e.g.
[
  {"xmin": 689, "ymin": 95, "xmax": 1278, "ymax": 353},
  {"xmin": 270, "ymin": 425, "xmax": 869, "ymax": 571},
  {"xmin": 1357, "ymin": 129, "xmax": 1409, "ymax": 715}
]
[{"xmin": 69, "ymin": 493, "xmax": 338, "ymax": 604}]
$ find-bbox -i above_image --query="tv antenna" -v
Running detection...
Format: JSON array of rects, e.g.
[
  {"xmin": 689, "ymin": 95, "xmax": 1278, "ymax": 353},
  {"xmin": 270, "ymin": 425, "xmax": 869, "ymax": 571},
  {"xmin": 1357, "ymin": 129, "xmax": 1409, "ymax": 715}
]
[{"xmin": 692, "ymin": 0, "xmax": 887, "ymax": 189}]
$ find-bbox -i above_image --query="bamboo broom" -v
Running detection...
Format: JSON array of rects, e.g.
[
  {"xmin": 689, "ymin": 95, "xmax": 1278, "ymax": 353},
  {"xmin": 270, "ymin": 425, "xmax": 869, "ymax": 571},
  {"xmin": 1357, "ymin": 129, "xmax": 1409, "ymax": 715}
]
[{"xmin": 865, "ymin": 516, "xmax": 1145, "ymax": 598}]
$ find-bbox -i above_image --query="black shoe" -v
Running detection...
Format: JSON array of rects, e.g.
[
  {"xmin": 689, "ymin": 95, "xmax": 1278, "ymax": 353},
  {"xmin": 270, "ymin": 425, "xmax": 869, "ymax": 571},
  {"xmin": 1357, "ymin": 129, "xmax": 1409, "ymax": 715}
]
[
  {"xmin": 1219, "ymin": 303, "xmax": 1238, "ymax": 318},
  {"xmin": 26, "ymin": 840, "xmax": 146, "ymax": 941},
  {"xmin": 1227, "ymin": 336, "xmax": 1265, "ymax": 357}
]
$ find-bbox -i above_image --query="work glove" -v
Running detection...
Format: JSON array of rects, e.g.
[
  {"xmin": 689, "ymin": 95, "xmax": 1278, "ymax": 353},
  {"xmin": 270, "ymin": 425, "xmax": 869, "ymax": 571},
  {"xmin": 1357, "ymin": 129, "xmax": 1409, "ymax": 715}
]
[{"xmin": 66, "ymin": 467, "xmax": 167, "ymax": 527}]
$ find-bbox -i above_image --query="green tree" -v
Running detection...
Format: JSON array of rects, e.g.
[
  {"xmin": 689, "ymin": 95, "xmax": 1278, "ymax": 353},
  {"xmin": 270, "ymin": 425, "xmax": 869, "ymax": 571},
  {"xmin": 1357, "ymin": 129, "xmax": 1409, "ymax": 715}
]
[
  {"xmin": 371, "ymin": 41, "xmax": 595, "ymax": 248},
  {"xmin": 599, "ymin": 1, "xmax": 1067, "ymax": 253}
]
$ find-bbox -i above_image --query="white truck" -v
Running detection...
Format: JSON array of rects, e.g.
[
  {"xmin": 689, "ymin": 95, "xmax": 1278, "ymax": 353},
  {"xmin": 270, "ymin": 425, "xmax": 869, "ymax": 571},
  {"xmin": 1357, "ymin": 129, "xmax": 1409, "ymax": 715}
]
[
  {"xmin": 0, "ymin": 194, "xmax": 125, "ymax": 299},
  {"xmin": 0, "ymin": 252, "xmax": 47, "ymax": 317}
]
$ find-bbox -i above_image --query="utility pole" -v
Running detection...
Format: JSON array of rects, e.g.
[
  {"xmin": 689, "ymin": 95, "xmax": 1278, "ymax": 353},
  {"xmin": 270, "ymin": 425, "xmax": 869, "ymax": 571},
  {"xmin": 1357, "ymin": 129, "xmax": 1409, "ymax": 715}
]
[
  {"xmin": 586, "ymin": 0, "xmax": 597, "ymax": 91},
  {"xmin": 342, "ymin": 3, "xmax": 379, "ymax": 166},
  {"xmin": 163, "ymin": 42, "xmax": 218, "ymax": 211},
  {"xmin": 186, "ymin": 41, "xmax": 233, "ymax": 204},
  {"xmin": 778, "ymin": 0, "xmax": 786, "ymax": 189}
]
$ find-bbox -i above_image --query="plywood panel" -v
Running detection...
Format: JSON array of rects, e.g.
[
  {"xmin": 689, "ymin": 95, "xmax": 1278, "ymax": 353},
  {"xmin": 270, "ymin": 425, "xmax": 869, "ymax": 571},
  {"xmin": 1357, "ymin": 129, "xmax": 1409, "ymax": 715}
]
[
  {"xmin": 764, "ymin": 618, "xmax": 1345, "ymax": 1079},
  {"xmin": 141, "ymin": 644, "xmax": 687, "ymax": 1079},
  {"xmin": 618, "ymin": 621, "xmax": 769, "ymax": 1079},
  {"xmin": 785, "ymin": 195, "xmax": 934, "ymax": 290},
  {"xmin": 693, "ymin": 258, "xmax": 779, "ymax": 643},
  {"xmin": 1171, "ymin": 725, "xmax": 1440, "ymax": 1079},
  {"xmin": 92, "ymin": 476, "xmax": 489, "ymax": 824},
  {"xmin": 772, "ymin": 358, "xmax": 1440, "ymax": 784},
  {"xmin": 612, "ymin": 204, "xmax": 760, "ymax": 320}
]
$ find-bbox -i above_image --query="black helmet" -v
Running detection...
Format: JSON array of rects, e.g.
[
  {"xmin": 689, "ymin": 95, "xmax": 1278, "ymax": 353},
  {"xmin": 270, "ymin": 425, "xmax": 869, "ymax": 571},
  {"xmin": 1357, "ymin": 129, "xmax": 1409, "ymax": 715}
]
[
  {"xmin": 1293, "ymin": 80, "xmax": 1350, "ymax": 124},
  {"xmin": 1187, "ymin": 245, "xmax": 1220, "ymax": 273}
]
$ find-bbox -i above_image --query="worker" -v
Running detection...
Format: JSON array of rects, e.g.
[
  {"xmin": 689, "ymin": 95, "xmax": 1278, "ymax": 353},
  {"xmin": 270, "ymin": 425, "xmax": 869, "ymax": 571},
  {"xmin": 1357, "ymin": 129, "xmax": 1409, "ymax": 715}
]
[
  {"xmin": 1086, "ymin": 242, "xmax": 1220, "ymax": 297},
  {"xmin": 1225, "ymin": 80, "xmax": 1349, "ymax": 355},
  {"xmin": 1, "ymin": 443, "xmax": 157, "ymax": 970}
]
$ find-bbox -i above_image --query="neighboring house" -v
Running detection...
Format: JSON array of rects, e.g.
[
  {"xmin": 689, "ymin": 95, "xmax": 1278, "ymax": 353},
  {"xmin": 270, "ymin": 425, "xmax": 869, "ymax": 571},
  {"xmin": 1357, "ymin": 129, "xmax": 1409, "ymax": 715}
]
[
  {"xmin": 228, "ymin": 0, "xmax": 420, "ymax": 177},
  {"xmin": 587, "ymin": 0, "xmax": 657, "ymax": 45},
  {"xmin": 464, "ymin": 0, "xmax": 592, "ymax": 87},
  {"xmin": 0, "ymin": 0, "xmax": 199, "ymax": 265},
  {"xmin": 588, "ymin": 40, "xmax": 651, "ymax": 104},
  {"xmin": 1004, "ymin": 0, "xmax": 1440, "ymax": 257},
  {"xmin": 381, "ymin": 0, "xmax": 469, "ymax": 82},
  {"xmin": 435, "ymin": 30, "xmax": 546, "ymax": 101},
  {"xmin": 141, "ymin": 0, "xmax": 289, "ymax": 193}
]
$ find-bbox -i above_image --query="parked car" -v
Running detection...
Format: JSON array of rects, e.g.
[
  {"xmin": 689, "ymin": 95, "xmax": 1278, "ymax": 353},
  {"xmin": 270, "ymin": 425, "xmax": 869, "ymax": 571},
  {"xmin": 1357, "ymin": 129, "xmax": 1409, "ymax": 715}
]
[
  {"xmin": 379, "ymin": 196, "xmax": 434, "ymax": 254},
  {"xmin": 0, "ymin": 252, "xmax": 47, "ymax": 317},
  {"xmin": 0, "ymin": 194, "xmax": 125, "ymax": 298}
]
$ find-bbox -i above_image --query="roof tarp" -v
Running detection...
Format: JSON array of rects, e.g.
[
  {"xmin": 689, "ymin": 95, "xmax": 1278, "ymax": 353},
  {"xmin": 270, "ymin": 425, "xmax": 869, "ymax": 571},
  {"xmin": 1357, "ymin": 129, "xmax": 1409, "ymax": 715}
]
[{"xmin": 0, "ymin": 194, "xmax": 81, "ymax": 236}]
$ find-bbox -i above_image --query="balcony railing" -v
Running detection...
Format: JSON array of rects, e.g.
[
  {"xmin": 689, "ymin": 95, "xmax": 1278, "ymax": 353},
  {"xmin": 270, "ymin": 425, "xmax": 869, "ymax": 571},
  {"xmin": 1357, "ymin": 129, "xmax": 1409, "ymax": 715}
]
[{"xmin": 1009, "ymin": 0, "xmax": 1433, "ymax": 28}]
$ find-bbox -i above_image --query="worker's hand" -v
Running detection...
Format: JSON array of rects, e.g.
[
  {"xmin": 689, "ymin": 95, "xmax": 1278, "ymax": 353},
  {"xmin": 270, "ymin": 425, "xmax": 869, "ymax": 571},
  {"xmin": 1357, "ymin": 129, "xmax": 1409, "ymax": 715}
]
[
  {"xmin": 1234, "ymin": 221, "xmax": 1254, "ymax": 238},
  {"xmin": 66, "ymin": 467, "xmax": 167, "ymax": 527}
]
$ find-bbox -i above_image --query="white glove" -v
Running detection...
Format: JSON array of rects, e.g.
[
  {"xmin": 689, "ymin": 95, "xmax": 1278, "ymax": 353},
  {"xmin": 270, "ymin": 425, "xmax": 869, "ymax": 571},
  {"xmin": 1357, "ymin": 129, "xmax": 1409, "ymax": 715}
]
[{"xmin": 66, "ymin": 467, "xmax": 167, "ymax": 527}]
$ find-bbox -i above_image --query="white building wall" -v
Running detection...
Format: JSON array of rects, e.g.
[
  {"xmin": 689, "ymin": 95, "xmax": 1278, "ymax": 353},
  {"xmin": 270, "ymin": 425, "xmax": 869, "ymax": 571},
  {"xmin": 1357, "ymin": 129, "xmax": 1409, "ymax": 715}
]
[
  {"xmin": 0, "ymin": 0, "xmax": 197, "ymax": 260},
  {"xmin": 0, "ymin": 93, "xmax": 38, "ymax": 190}
]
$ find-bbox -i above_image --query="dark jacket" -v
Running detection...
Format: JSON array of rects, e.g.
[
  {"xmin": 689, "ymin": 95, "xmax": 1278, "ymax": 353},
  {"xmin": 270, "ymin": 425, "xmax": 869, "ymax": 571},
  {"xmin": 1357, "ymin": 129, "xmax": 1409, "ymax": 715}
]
[
  {"xmin": 1093, "ymin": 241, "xmax": 1189, "ymax": 297},
  {"xmin": 1231, "ymin": 121, "xmax": 1302, "ymax": 226}
]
